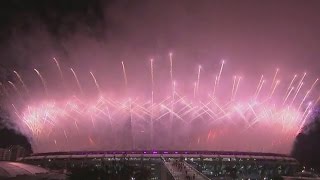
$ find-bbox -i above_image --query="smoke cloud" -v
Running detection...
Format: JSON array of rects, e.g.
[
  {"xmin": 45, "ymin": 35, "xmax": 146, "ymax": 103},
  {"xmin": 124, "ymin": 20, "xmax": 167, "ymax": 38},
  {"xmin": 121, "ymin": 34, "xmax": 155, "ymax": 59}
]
[{"xmin": 0, "ymin": 0, "xmax": 319, "ymax": 153}]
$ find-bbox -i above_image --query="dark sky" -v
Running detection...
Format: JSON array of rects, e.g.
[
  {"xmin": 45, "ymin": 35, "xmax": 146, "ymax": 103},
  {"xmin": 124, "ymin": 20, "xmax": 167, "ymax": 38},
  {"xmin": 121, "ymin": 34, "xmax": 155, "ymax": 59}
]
[
  {"xmin": 1, "ymin": 0, "xmax": 320, "ymax": 71},
  {"xmin": 0, "ymin": 0, "xmax": 320, "ymax": 167}
]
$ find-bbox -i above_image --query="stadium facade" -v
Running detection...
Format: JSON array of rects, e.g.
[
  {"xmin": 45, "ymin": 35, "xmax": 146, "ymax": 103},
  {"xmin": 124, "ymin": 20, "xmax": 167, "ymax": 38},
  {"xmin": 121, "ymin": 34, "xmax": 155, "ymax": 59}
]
[{"xmin": 20, "ymin": 150, "xmax": 300, "ymax": 179}]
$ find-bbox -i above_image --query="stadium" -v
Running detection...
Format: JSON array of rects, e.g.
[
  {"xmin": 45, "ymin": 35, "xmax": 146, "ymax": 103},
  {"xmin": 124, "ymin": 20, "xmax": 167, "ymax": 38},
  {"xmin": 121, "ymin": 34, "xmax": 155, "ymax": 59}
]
[{"xmin": 17, "ymin": 150, "xmax": 299, "ymax": 179}]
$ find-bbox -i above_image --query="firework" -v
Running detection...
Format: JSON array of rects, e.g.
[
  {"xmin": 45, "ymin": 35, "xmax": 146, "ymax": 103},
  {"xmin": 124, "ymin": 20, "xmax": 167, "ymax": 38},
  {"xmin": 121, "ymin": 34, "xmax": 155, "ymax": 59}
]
[
  {"xmin": 270, "ymin": 68, "xmax": 279, "ymax": 90},
  {"xmin": 283, "ymin": 87, "xmax": 294, "ymax": 105},
  {"xmin": 232, "ymin": 76, "xmax": 241, "ymax": 100},
  {"xmin": 34, "ymin": 69, "xmax": 48, "ymax": 95},
  {"xmin": 8, "ymin": 81, "xmax": 21, "ymax": 97},
  {"xmin": 13, "ymin": 70, "xmax": 29, "ymax": 94},
  {"xmin": 53, "ymin": 57, "xmax": 64, "ymax": 82},
  {"xmin": 169, "ymin": 52, "xmax": 173, "ymax": 86},
  {"xmin": 121, "ymin": 61, "xmax": 128, "ymax": 88},
  {"xmin": 217, "ymin": 60, "xmax": 224, "ymax": 86},
  {"xmin": 254, "ymin": 75, "xmax": 264, "ymax": 99},
  {"xmin": 285, "ymin": 74, "xmax": 297, "ymax": 96},
  {"xmin": 70, "ymin": 68, "xmax": 83, "ymax": 94},
  {"xmin": 290, "ymin": 82, "xmax": 303, "ymax": 105},
  {"xmin": 196, "ymin": 65, "xmax": 202, "ymax": 95},
  {"xmin": 212, "ymin": 75, "xmax": 218, "ymax": 97},
  {"xmin": 231, "ymin": 76, "xmax": 237, "ymax": 100},
  {"xmin": 4, "ymin": 53, "xmax": 319, "ymax": 154},
  {"xmin": 90, "ymin": 72, "xmax": 101, "ymax": 93},
  {"xmin": 270, "ymin": 80, "xmax": 280, "ymax": 99}
]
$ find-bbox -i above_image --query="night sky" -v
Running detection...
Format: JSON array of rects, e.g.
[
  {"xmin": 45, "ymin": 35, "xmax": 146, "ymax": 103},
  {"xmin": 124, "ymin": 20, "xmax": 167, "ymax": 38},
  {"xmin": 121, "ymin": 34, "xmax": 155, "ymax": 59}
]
[{"xmin": 0, "ymin": 0, "xmax": 320, "ymax": 169}]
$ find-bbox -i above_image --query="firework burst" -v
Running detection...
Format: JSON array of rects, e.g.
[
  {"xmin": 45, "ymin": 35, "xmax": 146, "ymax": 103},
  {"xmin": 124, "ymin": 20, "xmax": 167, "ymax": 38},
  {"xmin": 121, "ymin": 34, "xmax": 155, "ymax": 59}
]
[{"xmin": 2, "ymin": 53, "xmax": 319, "ymax": 154}]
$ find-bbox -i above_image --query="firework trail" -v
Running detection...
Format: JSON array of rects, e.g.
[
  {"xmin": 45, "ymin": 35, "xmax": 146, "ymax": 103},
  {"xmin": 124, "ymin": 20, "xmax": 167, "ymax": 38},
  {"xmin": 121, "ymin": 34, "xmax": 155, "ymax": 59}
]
[
  {"xmin": 172, "ymin": 81, "xmax": 176, "ymax": 100},
  {"xmin": 12, "ymin": 104, "xmax": 19, "ymax": 114},
  {"xmin": 128, "ymin": 98, "xmax": 135, "ymax": 149},
  {"xmin": 270, "ymin": 80, "xmax": 280, "ymax": 99},
  {"xmin": 13, "ymin": 70, "xmax": 29, "ymax": 94},
  {"xmin": 90, "ymin": 72, "xmax": 101, "ymax": 93},
  {"xmin": 64, "ymin": 130, "xmax": 68, "ymax": 142},
  {"xmin": 256, "ymin": 80, "xmax": 266, "ymax": 100},
  {"xmin": 297, "ymin": 110, "xmax": 312, "ymax": 134},
  {"xmin": 298, "ymin": 90, "xmax": 311, "ymax": 111},
  {"xmin": 315, "ymin": 94, "xmax": 320, "ymax": 106},
  {"xmin": 89, "ymin": 137, "xmax": 95, "ymax": 146},
  {"xmin": 53, "ymin": 57, "xmax": 64, "ymax": 82},
  {"xmin": 232, "ymin": 76, "xmax": 241, "ymax": 100},
  {"xmin": 302, "ymin": 102, "xmax": 312, "ymax": 118},
  {"xmin": 212, "ymin": 75, "xmax": 218, "ymax": 97},
  {"xmin": 196, "ymin": 65, "xmax": 202, "ymax": 95},
  {"xmin": 297, "ymin": 78, "xmax": 319, "ymax": 110},
  {"xmin": 254, "ymin": 75, "xmax": 264, "ymax": 97},
  {"xmin": 8, "ymin": 81, "xmax": 21, "ymax": 97},
  {"xmin": 283, "ymin": 87, "xmax": 294, "ymax": 105},
  {"xmin": 150, "ymin": 58, "xmax": 154, "ymax": 88},
  {"xmin": 217, "ymin": 60, "xmax": 225, "ymax": 86},
  {"xmin": 149, "ymin": 59, "xmax": 155, "ymax": 147},
  {"xmin": 298, "ymin": 72, "xmax": 307, "ymax": 86},
  {"xmin": 121, "ymin": 61, "xmax": 128, "ymax": 88},
  {"xmin": 70, "ymin": 68, "xmax": 84, "ymax": 95},
  {"xmin": 169, "ymin": 52, "xmax": 173, "ymax": 86},
  {"xmin": 231, "ymin": 76, "xmax": 237, "ymax": 100},
  {"xmin": 285, "ymin": 74, "xmax": 297, "ymax": 97},
  {"xmin": 294, "ymin": 72, "xmax": 307, "ymax": 97},
  {"xmin": 54, "ymin": 139, "xmax": 58, "ymax": 150},
  {"xmin": 290, "ymin": 82, "xmax": 303, "ymax": 105},
  {"xmin": 150, "ymin": 58, "xmax": 154, "ymax": 105},
  {"xmin": 270, "ymin": 68, "xmax": 279, "ymax": 90},
  {"xmin": 34, "ymin": 69, "xmax": 48, "ymax": 96},
  {"xmin": 309, "ymin": 78, "xmax": 319, "ymax": 92}
]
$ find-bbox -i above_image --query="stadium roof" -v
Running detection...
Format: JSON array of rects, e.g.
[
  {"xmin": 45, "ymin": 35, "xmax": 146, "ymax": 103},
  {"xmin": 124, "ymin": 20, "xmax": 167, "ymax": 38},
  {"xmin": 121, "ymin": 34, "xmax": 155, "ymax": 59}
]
[{"xmin": 22, "ymin": 150, "xmax": 298, "ymax": 163}]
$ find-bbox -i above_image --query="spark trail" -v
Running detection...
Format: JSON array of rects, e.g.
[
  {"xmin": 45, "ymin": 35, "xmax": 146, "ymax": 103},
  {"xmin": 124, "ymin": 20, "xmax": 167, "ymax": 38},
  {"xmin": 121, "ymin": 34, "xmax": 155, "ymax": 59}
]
[
  {"xmin": 296, "ymin": 72, "xmax": 307, "ymax": 91},
  {"xmin": 70, "ymin": 68, "xmax": 84, "ymax": 95},
  {"xmin": 255, "ymin": 80, "xmax": 265, "ymax": 99},
  {"xmin": 196, "ymin": 65, "xmax": 202, "ymax": 95},
  {"xmin": 150, "ymin": 59, "xmax": 154, "ymax": 105},
  {"xmin": 169, "ymin": 52, "xmax": 173, "ymax": 86},
  {"xmin": 34, "ymin": 69, "xmax": 48, "ymax": 95},
  {"xmin": 231, "ymin": 76, "xmax": 237, "ymax": 100},
  {"xmin": 8, "ymin": 81, "xmax": 21, "ymax": 96},
  {"xmin": 53, "ymin": 57, "xmax": 64, "ymax": 82},
  {"xmin": 254, "ymin": 75, "xmax": 264, "ymax": 98},
  {"xmin": 233, "ymin": 76, "xmax": 241, "ymax": 100},
  {"xmin": 290, "ymin": 82, "xmax": 303, "ymax": 105},
  {"xmin": 217, "ymin": 60, "xmax": 225, "ymax": 86},
  {"xmin": 270, "ymin": 68, "xmax": 279, "ymax": 90},
  {"xmin": 90, "ymin": 72, "xmax": 101, "ymax": 93},
  {"xmin": 285, "ymin": 74, "xmax": 297, "ymax": 96},
  {"xmin": 212, "ymin": 75, "xmax": 218, "ymax": 97},
  {"xmin": 121, "ymin": 61, "xmax": 128, "ymax": 88},
  {"xmin": 13, "ymin": 71, "xmax": 29, "ymax": 94},
  {"xmin": 283, "ymin": 87, "xmax": 294, "ymax": 105},
  {"xmin": 270, "ymin": 80, "xmax": 280, "ymax": 99}
]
